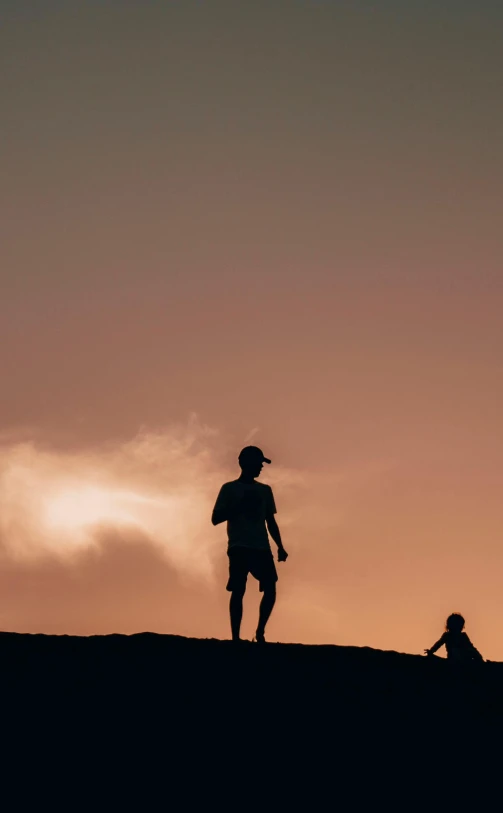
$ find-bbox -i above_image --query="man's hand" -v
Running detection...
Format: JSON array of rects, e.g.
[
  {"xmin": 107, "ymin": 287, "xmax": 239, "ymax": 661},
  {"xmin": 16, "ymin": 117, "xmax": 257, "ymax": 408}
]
[{"xmin": 277, "ymin": 547, "xmax": 288, "ymax": 563}]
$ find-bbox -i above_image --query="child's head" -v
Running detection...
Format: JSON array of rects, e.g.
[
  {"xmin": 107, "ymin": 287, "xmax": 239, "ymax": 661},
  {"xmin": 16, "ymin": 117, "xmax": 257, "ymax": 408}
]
[{"xmin": 445, "ymin": 613, "xmax": 465, "ymax": 633}]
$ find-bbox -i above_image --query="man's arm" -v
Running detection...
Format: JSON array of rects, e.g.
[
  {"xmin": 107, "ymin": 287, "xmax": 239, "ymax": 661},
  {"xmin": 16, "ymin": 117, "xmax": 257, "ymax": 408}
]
[
  {"xmin": 212, "ymin": 486, "xmax": 230, "ymax": 526},
  {"xmin": 212, "ymin": 501, "xmax": 236, "ymax": 526},
  {"xmin": 266, "ymin": 514, "xmax": 288, "ymax": 561},
  {"xmin": 212, "ymin": 485, "xmax": 246, "ymax": 525},
  {"xmin": 211, "ymin": 507, "xmax": 227, "ymax": 526}
]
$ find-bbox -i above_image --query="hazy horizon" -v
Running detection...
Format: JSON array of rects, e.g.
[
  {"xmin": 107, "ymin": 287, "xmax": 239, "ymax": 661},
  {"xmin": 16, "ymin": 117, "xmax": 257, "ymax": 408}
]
[{"xmin": 1, "ymin": 1, "xmax": 502, "ymax": 658}]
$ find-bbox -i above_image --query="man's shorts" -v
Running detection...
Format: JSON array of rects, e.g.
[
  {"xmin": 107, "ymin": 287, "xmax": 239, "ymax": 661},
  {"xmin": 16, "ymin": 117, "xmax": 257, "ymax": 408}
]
[{"xmin": 226, "ymin": 546, "xmax": 278, "ymax": 593}]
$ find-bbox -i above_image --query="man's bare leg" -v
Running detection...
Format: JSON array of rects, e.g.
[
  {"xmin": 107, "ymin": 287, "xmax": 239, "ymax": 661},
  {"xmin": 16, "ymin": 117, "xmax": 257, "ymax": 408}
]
[
  {"xmin": 230, "ymin": 588, "xmax": 245, "ymax": 641},
  {"xmin": 256, "ymin": 585, "xmax": 276, "ymax": 642}
]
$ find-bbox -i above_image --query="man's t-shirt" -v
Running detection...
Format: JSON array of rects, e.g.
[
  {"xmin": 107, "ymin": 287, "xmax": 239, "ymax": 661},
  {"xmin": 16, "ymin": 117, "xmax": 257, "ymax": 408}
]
[{"xmin": 213, "ymin": 479, "xmax": 277, "ymax": 550}]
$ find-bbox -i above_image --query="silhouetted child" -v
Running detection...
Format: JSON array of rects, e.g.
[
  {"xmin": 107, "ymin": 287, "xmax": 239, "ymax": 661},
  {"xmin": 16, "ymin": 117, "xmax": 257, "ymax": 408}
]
[{"xmin": 424, "ymin": 613, "xmax": 483, "ymax": 662}]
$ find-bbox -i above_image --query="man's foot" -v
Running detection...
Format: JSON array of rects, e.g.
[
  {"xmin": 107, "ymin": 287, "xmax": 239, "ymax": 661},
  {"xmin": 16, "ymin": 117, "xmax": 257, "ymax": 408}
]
[{"xmin": 254, "ymin": 630, "xmax": 266, "ymax": 644}]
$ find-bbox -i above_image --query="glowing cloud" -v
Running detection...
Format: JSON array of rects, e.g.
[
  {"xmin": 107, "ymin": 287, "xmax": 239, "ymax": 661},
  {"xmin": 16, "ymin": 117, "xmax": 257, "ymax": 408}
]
[
  {"xmin": 45, "ymin": 486, "xmax": 146, "ymax": 531},
  {"xmin": 0, "ymin": 420, "xmax": 305, "ymax": 581},
  {"xmin": 0, "ymin": 420, "xmax": 228, "ymax": 578}
]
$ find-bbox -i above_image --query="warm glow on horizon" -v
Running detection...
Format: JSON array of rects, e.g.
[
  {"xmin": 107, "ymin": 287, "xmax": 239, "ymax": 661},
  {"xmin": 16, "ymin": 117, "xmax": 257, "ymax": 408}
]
[{"xmin": 0, "ymin": 2, "xmax": 502, "ymax": 658}]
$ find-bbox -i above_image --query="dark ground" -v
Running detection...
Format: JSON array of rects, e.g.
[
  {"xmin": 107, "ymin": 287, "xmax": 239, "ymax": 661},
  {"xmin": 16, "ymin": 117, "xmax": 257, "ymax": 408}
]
[{"xmin": 1, "ymin": 632, "xmax": 500, "ymax": 806}]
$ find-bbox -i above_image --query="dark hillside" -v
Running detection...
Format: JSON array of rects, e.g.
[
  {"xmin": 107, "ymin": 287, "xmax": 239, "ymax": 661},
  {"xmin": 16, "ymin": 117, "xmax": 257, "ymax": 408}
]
[{"xmin": 1, "ymin": 632, "xmax": 499, "ymax": 804}]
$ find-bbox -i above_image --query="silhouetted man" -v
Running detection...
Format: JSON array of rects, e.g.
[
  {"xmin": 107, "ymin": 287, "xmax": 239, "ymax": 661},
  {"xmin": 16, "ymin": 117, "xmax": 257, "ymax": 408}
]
[{"xmin": 212, "ymin": 446, "xmax": 288, "ymax": 643}]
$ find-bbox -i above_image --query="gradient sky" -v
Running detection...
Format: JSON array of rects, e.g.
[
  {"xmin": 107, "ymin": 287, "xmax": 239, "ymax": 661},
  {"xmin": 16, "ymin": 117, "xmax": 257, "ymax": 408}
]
[{"xmin": 1, "ymin": 1, "xmax": 502, "ymax": 657}]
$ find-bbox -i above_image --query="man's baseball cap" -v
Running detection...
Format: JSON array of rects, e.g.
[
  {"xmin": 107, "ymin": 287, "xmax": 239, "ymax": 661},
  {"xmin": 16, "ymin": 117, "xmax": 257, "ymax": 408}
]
[{"xmin": 238, "ymin": 446, "xmax": 271, "ymax": 465}]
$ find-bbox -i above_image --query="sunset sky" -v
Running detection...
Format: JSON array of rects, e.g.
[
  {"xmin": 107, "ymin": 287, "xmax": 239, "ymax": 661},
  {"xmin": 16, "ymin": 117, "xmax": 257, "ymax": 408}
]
[{"xmin": 1, "ymin": 1, "xmax": 502, "ymax": 658}]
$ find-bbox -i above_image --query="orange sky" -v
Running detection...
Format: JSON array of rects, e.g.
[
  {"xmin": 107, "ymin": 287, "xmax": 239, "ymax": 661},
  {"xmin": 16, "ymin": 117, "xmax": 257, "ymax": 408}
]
[{"xmin": 1, "ymin": 2, "xmax": 502, "ymax": 658}]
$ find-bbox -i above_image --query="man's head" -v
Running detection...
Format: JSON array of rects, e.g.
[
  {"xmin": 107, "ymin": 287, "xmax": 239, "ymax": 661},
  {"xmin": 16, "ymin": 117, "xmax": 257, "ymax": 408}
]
[{"xmin": 238, "ymin": 446, "xmax": 271, "ymax": 478}]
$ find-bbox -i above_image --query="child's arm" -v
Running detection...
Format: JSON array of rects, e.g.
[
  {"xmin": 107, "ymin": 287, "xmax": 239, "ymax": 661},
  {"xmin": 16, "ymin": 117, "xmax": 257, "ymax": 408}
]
[
  {"xmin": 465, "ymin": 634, "xmax": 484, "ymax": 662},
  {"xmin": 424, "ymin": 633, "xmax": 446, "ymax": 656}
]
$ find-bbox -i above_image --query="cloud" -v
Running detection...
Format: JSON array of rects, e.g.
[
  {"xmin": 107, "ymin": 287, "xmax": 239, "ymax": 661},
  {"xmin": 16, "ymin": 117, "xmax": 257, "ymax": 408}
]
[
  {"xmin": 0, "ymin": 414, "xmax": 395, "ymax": 592},
  {"xmin": 0, "ymin": 417, "xmax": 308, "ymax": 583},
  {"xmin": 0, "ymin": 417, "xmax": 403, "ymax": 640},
  {"xmin": 242, "ymin": 427, "xmax": 260, "ymax": 443},
  {"xmin": 0, "ymin": 418, "xmax": 223, "ymax": 578}
]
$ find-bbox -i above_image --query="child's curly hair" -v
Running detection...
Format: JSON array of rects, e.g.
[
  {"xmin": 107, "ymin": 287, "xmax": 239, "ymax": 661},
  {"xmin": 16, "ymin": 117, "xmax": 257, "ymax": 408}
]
[{"xmin": 445, "ymin": 613, "xmax": 465, "ymax": 633}]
